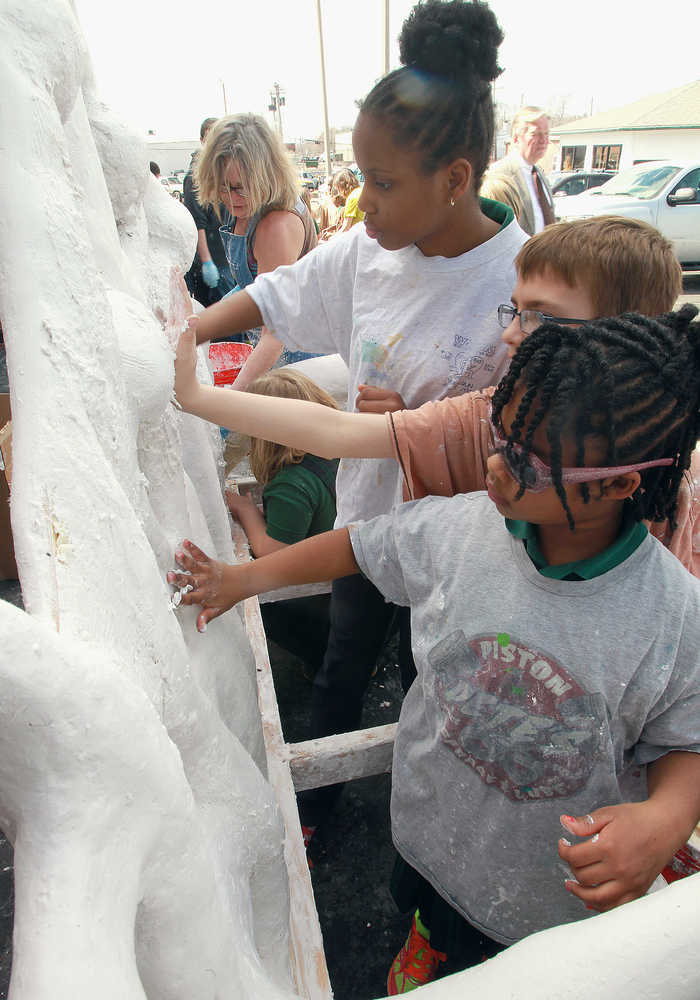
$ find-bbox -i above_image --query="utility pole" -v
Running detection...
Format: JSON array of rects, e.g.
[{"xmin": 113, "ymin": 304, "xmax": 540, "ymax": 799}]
[
  {"xmin": 383, "ymin": 0, "xmax": 390, "ymax": 75},
  {"xmin": 268, "ymin": 82, "xmax": 286, "ymax": 139},
  {"xmin": 315, "ymin": 0, "xmax": 332, "ymax": 181}
]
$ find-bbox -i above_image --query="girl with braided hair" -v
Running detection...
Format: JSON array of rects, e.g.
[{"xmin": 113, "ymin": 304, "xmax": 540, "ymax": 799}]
[
  {"xmin": 171, "ymin": 307, "xmax": 700, "ymax": 991},
  {"xmin": 489, "ymin": 304, "xmax": 700, "ymax": 536}
]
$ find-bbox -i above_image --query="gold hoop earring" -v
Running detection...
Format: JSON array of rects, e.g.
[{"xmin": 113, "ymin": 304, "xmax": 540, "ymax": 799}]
[{"xmin": 450, "ymin": 196, "xmax": 456, "ymax": 207}]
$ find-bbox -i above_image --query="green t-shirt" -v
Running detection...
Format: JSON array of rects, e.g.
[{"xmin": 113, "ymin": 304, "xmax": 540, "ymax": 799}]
[{"xmin": 263, "ymin": 456, "xmax": 338, "ymax": 545}]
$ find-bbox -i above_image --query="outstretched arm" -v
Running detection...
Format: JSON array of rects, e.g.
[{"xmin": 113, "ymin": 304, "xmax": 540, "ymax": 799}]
[
  {"xmin": 190, "ymin": 289, "xmax": 264, "ymax": 345},
  {"xmin": 174, "ymin": 329, "xmax": 394, "ymax": 459},
  {"xmin": 230, "ymin": 330, "xmax": 284, "ymax": 391},
  {"xmin": 167, "ymin": 529, "xmax": 357, "ymax": 631},
  {"xmin": 558, "ymin": 750, "xmax": 700, "ymax": 912}
]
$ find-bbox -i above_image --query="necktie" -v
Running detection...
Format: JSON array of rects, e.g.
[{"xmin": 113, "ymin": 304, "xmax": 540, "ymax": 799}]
[{"xmin": 532, "ymin": 167, "xmax": 555, "ymax": 227}]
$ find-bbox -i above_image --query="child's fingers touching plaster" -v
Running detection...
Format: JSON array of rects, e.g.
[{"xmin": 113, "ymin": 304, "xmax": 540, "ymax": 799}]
[
  {"xmin": 196, "ymin": 606, "xmax": 224, "ymax": 633},
  {"xmin": 168, "ymin": 540, "xmax": 241, "ymax": 630}
]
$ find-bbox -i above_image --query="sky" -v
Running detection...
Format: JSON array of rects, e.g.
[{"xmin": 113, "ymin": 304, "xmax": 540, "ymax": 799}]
[{"xmin": 74, "ymin": 0, "xmax": 697, "ymax": 142}]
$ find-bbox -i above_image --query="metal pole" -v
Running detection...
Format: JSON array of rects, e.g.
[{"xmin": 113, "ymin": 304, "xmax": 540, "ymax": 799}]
[
  {"xmin": 275, "ymin": 82, "xmax": 283, "ymax": 139},
  {"xmin": 383, "ymin": 0, "xmax": 390, "ymax": 75},
  {"xmin": 315, "ymin": 0, "xmax": 332, "ymax": 182}
]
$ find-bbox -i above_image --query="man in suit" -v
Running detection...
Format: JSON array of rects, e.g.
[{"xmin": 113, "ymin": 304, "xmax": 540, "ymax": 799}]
[{"xmin": 485, "ymin": 107, "xmax": 555, "ymax": 236}]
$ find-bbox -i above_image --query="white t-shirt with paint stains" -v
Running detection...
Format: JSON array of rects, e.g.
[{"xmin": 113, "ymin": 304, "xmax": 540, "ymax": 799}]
[
  {"xmin": 247, "ymin": 214, "xmax": 527, "ymax": 527},
  {"xmin": 350, "ymin": 491, "xmax": 700, "ymax": 943}
]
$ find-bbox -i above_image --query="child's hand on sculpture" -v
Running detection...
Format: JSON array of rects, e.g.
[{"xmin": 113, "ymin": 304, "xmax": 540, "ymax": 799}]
[
  {"xmin": 174, "ymin": 328, "xmax": 201, "ymax": 411},
  {"xmin": 167, "ymin": 539, "xmax": 248, "ymax": 632}
]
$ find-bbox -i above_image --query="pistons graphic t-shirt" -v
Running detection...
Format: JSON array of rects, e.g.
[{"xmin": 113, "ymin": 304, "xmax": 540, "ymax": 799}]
[{"xmin": 349, "ymin": 492, "xmax": 700, "ymax": 944}]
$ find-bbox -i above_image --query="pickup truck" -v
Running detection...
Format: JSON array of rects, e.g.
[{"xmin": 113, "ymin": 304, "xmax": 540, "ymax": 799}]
[{"xmin": 556, "ymin": 161, "xmax": 700, "ymax": 267}]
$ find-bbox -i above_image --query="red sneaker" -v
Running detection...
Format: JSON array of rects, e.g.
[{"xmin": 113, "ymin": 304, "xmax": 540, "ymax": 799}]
[
  {"xmin": 387, "ymin": 916, "xmax": 446, "ymax": 994},
  {"xmin": 301, "ymin": 824, "xmax": 317, "ymax": 869},
  {"xmin": 301, "ymin": 824, "xmax": 317, "ymax": 849}
]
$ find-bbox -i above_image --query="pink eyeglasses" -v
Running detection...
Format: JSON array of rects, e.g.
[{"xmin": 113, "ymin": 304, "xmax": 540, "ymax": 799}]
[{"xmin": 487, "ymin": 405, "xmax": 674, "ymax": 494}]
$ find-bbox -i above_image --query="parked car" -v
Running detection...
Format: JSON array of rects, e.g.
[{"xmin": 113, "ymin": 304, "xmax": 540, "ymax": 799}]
[
  {"xmin": 160, "ymin": 176, "xmax": 184, "ymax": 202},
  {"xmin": 299, "ymin": 171, "xmax": 319, "ymax": 191},
  {"xmin": 550, "ymin": 170, "xmax": 615, "ymax": 200},
  {"xmin": 556, "ymin": 161, "xmax": 700, "ymax": 266}
]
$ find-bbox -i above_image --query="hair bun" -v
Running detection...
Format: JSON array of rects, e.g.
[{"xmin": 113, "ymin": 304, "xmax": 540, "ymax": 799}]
[{"xmin": 399, "ymin": 0, "xmax": 503, "ymax": 85}]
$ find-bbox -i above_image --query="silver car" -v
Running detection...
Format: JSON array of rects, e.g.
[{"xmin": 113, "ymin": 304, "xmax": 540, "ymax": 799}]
[{"xmin": 557, "ymin": 161, "xmax": 700, "ymax": 267}]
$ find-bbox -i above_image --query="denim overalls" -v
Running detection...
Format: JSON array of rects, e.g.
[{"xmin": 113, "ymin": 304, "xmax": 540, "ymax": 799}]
[{"xmin": 219, "ymin": 197, "xmax": 321, "ymax": 365}]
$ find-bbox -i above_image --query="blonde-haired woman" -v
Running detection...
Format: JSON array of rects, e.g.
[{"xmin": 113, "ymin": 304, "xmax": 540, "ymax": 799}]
[
  {"xmin": 195, "ymin": 113, "xmax": 318, "ymax": 364},
  {"xmin": 225, "ymin": 367, "xmax": 339, "ymax": 677}
]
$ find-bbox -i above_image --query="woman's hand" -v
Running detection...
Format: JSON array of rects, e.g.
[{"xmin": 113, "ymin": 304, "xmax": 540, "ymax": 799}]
[
  {"xmin": 557, "ymin": 802, "xmax": 678, "ymax": 912},
  {"xmin": 174, "ymin": 328, "xmax": 202, "ymax": 412},
  {"xmin": 355, "ymin": 384, "xmax": 406, "ymax": 414},
  {"xmin": 167, "ymin": 539, "xmax": 248, "ymax": 632}
]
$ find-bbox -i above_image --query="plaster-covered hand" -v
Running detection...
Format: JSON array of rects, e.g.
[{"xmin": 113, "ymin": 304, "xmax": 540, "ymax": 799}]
[
  {"xmin": 174, "ymin": 328, "xmax": 202, "ymax": 411},
  {"xmin": 201, "ymin": 260, "xmax": 220, "ymax": 288},
  {"xmin": 355, "ymin": 383, "xmax": 406, "ymax": 414},
  {"xmin": 558, "ymin": 801, "xmax": 678, "ymax": 911},
  {"xmin": 167, "ymin": 539, "xmax": 248, "ymax": 632}
]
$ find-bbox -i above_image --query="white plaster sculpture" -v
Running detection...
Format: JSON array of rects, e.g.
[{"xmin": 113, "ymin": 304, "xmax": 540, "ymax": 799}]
[
  {"xmin": 0, "ymin": 0, "xmax": 294, "ymax": 996},
  {"xmin": 0, "ymin": 1, "xmax": 698, "ymax": 998},
  {"xmin": 417, "ymin": 871, "xmax": 700, "ymax": 1000}
]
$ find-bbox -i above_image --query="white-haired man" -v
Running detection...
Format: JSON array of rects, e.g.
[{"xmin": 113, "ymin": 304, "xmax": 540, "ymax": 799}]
[{"xmin": 485, "ymin": 107, "xmax": 554, "ymax": 236}]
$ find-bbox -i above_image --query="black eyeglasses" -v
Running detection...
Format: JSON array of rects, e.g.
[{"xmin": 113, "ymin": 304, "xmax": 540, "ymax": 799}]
[{"xmin": 497, "ymin": 304, "xmax": 589, "ymax": 336}]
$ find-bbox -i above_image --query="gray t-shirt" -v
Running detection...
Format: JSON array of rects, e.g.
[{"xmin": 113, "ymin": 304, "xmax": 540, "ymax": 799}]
[
  {"xmin": 350, "ymin": 492, "xmax": 700, "ymax": 944},
  {"xmin": 247, "ymin": 216, "xmax": 527, "ymax": 528}
]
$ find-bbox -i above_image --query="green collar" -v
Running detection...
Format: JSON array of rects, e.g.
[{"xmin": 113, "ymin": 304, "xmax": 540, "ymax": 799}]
[
  {"xmin": 479, "ymin": 196, "xmax": 514, "ymax": 231},
  {"xmin": 506, "ymin": 516, "xmax": 648, "ymax": 580}
]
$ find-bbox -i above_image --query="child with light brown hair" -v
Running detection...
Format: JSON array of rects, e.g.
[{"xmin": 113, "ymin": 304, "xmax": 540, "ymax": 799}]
[{"xmin": 226, "ymin": 368, "xmax": 339, "ymax": 676}]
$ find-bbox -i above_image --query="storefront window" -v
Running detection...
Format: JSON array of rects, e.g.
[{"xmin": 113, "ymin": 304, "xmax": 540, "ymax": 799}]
[
  {"xmin": 592, "ymin": 145, "xmax": 622, "ymax": 170},
  {"xmin": 560, "ymin": 145, "xmax": 586, "ymax": 171}
]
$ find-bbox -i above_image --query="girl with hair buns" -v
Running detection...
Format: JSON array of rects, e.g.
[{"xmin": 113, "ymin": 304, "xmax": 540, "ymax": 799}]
[{"xmin": 185, "ymin": 0, "xmax": 526, "ymax": 840}]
